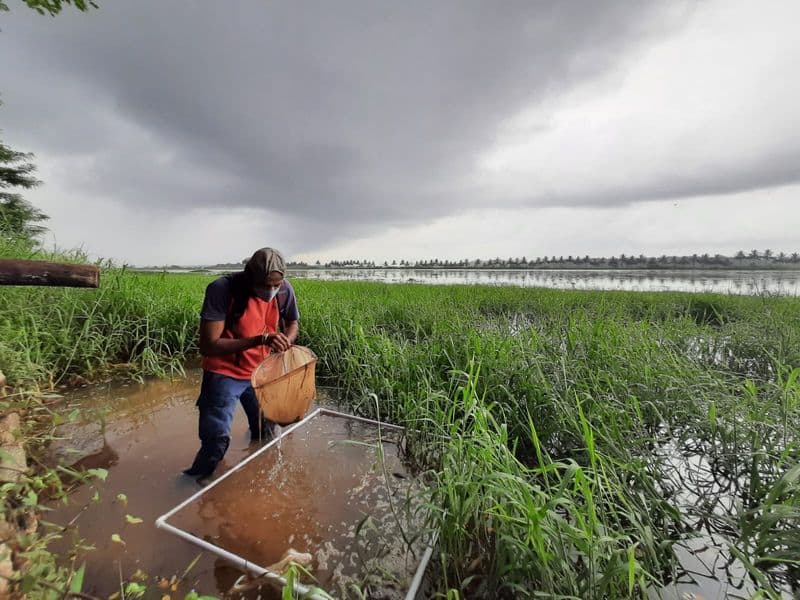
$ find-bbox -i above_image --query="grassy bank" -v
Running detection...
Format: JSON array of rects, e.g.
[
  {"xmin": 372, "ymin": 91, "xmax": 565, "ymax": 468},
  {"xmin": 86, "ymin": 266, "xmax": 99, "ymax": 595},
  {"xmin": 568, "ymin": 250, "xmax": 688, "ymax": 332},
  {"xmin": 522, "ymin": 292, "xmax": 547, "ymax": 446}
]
[
  {"xmin": 1, "ymin": 269, "xmax": 199, "ymax": 389},
  {"xmin": 2, "ymin": 251, "xmax": 800, "ymax": 597}
]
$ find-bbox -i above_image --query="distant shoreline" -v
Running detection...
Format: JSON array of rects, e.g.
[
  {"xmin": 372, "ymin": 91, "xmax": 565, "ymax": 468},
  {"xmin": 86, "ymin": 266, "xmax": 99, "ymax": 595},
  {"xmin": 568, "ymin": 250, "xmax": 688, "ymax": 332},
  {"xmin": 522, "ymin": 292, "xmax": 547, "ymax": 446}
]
[
  {"xmin": 132, "ymin": 254, "xmax": 800, "ymax": 273},
  {"xmin": 131, "ymin": 264, "xmax": 800, "ymax": 273}
]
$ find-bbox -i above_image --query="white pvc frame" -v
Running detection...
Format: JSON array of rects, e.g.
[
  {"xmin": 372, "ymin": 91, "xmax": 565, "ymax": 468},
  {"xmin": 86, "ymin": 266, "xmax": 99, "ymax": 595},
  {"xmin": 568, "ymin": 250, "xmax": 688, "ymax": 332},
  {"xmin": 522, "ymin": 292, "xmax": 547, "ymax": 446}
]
[{"xmin": 156, "ymin": 408, "xmax": 435, "ymax": 599}]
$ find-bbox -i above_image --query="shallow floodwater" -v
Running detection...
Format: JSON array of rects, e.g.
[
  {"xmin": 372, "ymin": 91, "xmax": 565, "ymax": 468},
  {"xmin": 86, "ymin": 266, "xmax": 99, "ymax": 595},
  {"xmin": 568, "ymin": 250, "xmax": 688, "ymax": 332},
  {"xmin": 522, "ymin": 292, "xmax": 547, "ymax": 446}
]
[
  {"xmin": 46, "ymin": 370, "xmax": 339, "ymax": 598},
  {"xmin": 166, "ymin": 414, "xmax": 426, "ymax": 598},
  {"xmin": 289, "ymin": 268, "xmax": 800, "ymax": 296}
]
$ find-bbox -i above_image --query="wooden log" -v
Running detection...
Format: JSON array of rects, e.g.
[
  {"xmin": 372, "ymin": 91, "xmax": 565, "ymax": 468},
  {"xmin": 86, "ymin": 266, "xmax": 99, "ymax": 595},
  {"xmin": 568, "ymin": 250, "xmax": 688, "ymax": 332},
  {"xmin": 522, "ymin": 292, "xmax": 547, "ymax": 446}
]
[{"xmin": 0, "ymin": 259, "xmax": 100, "ymax": 288}]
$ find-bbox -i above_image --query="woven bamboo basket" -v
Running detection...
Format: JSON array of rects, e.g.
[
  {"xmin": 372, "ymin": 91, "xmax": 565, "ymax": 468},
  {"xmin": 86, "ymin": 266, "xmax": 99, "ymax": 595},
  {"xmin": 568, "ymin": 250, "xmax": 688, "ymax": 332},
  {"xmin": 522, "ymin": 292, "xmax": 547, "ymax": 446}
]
[{"xmin": 251, "ymin": 345, "xmax": 317, "ymax": 425}]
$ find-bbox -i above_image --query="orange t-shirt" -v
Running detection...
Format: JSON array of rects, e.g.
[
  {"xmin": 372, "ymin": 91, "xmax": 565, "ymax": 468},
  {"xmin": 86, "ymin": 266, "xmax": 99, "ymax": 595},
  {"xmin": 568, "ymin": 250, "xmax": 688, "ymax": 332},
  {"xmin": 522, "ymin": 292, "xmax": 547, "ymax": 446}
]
[{"xmin": 202, "ymin": 295, "xmax": 279, "ymax": 380}]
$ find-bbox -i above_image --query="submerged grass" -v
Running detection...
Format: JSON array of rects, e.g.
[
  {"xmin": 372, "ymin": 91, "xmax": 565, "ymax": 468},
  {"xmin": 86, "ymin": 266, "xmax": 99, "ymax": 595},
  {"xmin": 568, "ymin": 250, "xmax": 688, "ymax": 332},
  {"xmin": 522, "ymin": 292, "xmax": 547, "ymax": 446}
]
[{"xmin": 2, "ymin": 243, "xmax": 800, "ymax": 598}]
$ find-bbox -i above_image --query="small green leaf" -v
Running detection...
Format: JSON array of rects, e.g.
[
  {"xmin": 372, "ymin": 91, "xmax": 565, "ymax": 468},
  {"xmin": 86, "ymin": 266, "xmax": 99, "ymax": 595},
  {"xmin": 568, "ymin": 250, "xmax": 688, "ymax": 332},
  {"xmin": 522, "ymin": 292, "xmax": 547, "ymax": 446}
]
[
  {"xmin": 116, "ymin": 493, "xmax": 128, "ymax": 505},
  {"xmin": 69, "ymin": 563, "xmax": 86, "ymax": 593},
  {"xmin": 87, "ymin": 467, "xmax": 108, "ymax": 481},
  {"xmin": 125, "ymin": 582, "xmax": 146, "ymax": 598},
  {"xmin": 111, "ymin": 533, "xmax": 125, "ymax": 545},
  {"xmin": 21, "ymin": 573, "xmax": 36, "ymax": 593},
  {"xmin": 125, "ymin": 514, "xmax": 143, "ymax": 525},
  {"xmin": 22, "ymin": 489, "xmax": 38, "ymax": 507},
  {"xmin": 282, "ymin": 577, "xmax": 293, "ymax": 600}
]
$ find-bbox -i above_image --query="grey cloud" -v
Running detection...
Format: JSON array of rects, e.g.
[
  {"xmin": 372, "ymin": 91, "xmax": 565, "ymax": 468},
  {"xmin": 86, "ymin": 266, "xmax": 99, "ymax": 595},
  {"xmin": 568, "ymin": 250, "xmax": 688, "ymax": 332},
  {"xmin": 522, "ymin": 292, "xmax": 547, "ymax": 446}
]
[
  {"xmin": 1, "ymin": 1, "xmax": 720, "ymax": 253},
  {"xmin": 511, "ymin": 144, "xmax": 800, "ymax": 211}
]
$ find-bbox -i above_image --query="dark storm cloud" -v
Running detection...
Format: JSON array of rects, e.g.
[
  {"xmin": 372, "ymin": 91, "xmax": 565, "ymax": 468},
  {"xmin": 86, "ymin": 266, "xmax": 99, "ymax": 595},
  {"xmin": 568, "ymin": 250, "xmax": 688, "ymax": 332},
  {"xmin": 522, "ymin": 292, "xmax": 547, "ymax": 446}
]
[
  {"xmin": 2, "ymin": 1, "xmax": 775, "ymax": 253},
  {"xmin": 510, "ymin": 144, "xmax": 800, "ymax": 210}
]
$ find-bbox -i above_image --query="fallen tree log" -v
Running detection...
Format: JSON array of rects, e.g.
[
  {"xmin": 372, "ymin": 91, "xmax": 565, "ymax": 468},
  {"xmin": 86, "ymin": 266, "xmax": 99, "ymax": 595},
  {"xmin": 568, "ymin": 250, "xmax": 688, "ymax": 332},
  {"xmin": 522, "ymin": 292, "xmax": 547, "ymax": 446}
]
[{"xmin": 0, "ymin": 259, "xmax": 100, "ymax": 288}]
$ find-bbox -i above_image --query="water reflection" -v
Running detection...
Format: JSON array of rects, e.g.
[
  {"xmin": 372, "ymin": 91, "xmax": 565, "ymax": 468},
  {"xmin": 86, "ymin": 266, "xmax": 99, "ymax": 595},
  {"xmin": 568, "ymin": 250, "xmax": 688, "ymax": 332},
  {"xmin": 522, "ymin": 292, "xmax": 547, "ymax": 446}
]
[
  {"xmin": 45, "ymin": 372, "xmax": 283, "ymax": 597},
  {"xmin": 289, "ymin": 269, "xmax": 800, "ymax": 296},
  {"xmin": 166, "ymin": 415, "xmax": 425, "ymax": 597},
  {"xmin": 71, "ymin": 438, "xmax": 120, "ymax": 471}
]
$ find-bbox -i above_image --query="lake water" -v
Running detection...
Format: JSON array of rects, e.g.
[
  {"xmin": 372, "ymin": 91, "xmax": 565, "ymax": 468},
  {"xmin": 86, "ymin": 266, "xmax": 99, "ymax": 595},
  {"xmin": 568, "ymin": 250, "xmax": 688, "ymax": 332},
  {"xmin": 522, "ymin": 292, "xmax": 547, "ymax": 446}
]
[
  {"xmin": 289, "ymin": 268, "xmax": 800, "ymax": 296},
  {"xmin": 164, "ymin": 412, "xmax": 426, "ymax": 598},
  {"xmin": 45, "ymin": 372, "xmax": 339, "ymax": 598}
]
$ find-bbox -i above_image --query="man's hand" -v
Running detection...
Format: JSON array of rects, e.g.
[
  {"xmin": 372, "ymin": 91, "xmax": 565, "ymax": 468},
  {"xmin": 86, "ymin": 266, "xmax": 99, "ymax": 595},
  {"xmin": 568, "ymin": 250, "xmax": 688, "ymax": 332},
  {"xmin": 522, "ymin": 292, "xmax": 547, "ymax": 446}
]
[{"xmin": 264, "ymin": 332, "xmax": 291, "ymax": 352}]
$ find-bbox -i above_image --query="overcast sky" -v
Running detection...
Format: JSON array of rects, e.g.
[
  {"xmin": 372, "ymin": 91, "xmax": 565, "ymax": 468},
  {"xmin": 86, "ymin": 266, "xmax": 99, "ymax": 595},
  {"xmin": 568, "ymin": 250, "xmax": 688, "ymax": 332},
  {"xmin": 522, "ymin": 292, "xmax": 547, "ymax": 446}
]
[{"xmin": 1, "ymin": 1, "xmax": 798, "ymax": 265}]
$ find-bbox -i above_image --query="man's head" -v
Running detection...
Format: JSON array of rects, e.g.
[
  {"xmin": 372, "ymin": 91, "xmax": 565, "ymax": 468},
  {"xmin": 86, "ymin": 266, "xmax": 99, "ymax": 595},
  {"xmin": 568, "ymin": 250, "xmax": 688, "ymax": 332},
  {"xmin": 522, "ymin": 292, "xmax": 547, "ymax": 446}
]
[{"xmin": 245, "ymin": 247, "xmax": 286, "ymax": 300}]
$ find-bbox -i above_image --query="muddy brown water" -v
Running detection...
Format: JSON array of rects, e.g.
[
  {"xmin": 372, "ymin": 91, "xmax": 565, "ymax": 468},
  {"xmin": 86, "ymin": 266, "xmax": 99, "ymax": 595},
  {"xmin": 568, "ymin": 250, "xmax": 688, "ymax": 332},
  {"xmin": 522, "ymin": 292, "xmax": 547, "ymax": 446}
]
[
  {"xmin": 47, "ymin": 370, "xmax": 406, "ymax": 598},
  {"xmin": 166, "ymin": 414, "xmax": 426, "ymax": 598}
]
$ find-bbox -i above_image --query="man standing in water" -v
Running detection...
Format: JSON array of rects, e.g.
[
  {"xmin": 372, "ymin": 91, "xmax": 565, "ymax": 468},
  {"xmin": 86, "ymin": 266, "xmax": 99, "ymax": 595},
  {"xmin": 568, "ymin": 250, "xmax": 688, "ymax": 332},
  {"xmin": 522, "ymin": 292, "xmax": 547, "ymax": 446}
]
[{"xmin": 183, "ymin": 247, "xmax": 300, "ymax": 479}]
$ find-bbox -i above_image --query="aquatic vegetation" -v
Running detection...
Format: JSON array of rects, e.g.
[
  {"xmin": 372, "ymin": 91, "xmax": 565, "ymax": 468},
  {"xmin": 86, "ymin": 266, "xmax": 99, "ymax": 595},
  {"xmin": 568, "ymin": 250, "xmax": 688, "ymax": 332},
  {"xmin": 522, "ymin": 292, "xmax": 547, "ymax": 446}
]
[{"xmin": 294, "ymin": 280, "xmax": 800, "ymax": 598}]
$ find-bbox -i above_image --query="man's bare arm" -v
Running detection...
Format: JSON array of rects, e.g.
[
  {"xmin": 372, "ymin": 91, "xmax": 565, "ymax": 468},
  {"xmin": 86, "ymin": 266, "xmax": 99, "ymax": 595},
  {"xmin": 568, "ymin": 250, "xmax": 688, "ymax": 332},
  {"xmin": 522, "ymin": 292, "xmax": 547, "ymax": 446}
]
[
  {"xmin": 198, "ymin": 320, "xmax": 264, "ymax": 357},
  {"xmin": 284, "ymin": 320, "xmax": 299, "ymax": 345}
]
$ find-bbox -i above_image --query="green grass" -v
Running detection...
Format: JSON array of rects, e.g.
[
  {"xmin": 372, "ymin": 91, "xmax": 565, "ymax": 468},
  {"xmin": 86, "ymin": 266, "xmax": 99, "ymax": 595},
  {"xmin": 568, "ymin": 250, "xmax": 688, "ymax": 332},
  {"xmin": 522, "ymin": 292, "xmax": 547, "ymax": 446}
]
[
  {"xmin": 2, "ymin": 243, "xmax": 800, "ymax": 598},
  {"xmin": 293, "ymin": 281, "xmax": 800, "ymax": 597},
  {"xmin": 1, "ymin": 268, "xmax": 203, "ymax": 387}
]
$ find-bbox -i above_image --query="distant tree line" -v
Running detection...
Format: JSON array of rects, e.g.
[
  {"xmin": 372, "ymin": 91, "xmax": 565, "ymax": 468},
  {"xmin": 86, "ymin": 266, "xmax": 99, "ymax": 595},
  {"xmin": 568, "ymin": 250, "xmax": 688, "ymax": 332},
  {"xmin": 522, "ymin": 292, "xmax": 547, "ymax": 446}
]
[{"xmin": 295, "ymin": 251, "xmax": 800, "ymax": 271}]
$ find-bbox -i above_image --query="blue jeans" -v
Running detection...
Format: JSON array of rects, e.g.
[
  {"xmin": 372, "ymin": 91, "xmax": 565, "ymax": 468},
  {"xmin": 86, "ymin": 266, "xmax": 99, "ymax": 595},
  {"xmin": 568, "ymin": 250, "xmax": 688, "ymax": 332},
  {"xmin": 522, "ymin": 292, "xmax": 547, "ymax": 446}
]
[{"xmin": 196, "ymin": 370, "xmax": 271, "ymax": 442}]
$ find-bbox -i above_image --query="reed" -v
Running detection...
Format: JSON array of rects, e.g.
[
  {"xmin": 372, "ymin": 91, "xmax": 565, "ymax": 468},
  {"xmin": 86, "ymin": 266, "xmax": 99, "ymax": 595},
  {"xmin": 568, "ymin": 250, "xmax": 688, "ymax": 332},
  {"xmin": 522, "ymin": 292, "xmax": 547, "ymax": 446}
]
[{"xmin": 294, "ymin": 279, "xmax": 800, "ymax": 598}]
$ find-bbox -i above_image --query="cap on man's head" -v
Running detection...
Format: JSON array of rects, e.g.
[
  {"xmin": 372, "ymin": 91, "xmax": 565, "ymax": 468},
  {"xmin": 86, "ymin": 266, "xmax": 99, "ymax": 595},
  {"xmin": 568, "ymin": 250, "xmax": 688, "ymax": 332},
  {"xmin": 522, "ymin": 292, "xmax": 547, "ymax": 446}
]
[{"xmin": 245, "ymin": 247, "xmax": 286, "ymax": 281}]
